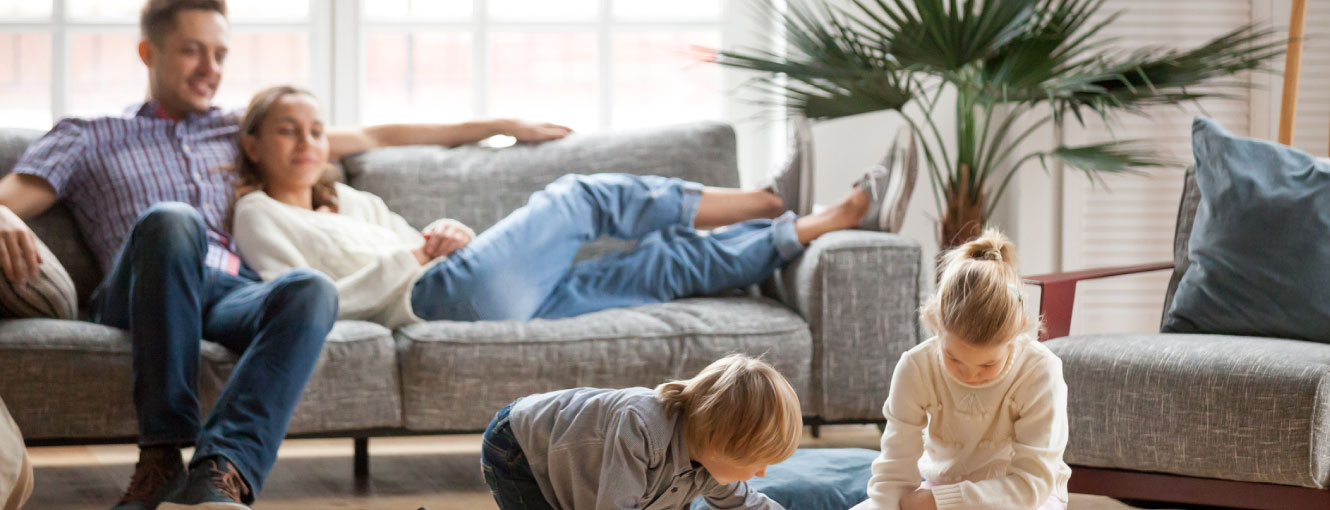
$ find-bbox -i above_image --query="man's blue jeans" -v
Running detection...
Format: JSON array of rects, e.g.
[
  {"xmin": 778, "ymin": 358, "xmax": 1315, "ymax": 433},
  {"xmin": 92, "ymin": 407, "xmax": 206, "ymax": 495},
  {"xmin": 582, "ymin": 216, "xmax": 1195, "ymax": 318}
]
[
  {"xmin": 409, "ymin": 173, "xmax": 805, "ymax": 321},
  {"xmin": 91, "ymin": 202, "xmax": 337, "ymax": 500}
]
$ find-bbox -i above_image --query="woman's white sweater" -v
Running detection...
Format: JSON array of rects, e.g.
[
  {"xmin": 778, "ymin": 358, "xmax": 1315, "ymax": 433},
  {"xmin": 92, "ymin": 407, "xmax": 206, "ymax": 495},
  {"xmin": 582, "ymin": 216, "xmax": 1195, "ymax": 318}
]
[{"xmin": 231, "ymin": 183, "xmax": 472, "ymax": 329}]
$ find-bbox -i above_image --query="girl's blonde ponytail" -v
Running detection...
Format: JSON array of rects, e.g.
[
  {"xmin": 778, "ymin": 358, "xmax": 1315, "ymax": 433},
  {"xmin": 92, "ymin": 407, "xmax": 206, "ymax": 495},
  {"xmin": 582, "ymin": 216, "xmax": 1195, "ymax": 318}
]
[{"xmin": 922, "ymin": 229, "xmax": 1035, "ymax": 346}]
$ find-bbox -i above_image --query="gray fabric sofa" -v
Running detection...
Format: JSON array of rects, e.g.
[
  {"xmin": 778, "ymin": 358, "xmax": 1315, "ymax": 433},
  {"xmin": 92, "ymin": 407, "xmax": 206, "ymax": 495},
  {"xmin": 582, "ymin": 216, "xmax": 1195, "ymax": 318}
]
[
  {"xmin": 0, "ymin": 122, "xmax": 922, "ymax": 464},
  {"xmin": 1027, "ymin": 167, "xmax": 1330, "ymax": 509}
]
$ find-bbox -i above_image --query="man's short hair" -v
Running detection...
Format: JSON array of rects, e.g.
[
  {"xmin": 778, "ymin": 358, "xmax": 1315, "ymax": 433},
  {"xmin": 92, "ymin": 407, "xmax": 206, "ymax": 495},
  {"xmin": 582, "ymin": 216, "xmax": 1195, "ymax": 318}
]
[{"xmin": 140, "ymin": 0, "xmax": 227, "ymax": 46}]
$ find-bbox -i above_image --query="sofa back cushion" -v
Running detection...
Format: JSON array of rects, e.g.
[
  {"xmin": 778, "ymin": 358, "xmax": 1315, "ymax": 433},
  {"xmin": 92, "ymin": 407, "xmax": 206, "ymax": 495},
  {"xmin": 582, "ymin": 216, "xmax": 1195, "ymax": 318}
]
[{"xmin": 1161, "ymin": 165, "xmax": 1200, "ymax": 326}]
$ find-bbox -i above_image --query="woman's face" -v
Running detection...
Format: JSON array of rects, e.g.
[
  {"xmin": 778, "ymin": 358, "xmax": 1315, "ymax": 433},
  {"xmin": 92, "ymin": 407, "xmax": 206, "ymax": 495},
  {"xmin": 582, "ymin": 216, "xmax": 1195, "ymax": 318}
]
[{"xmin": 242, "ymin": 93, "xmax": 329, "ymax": 192}]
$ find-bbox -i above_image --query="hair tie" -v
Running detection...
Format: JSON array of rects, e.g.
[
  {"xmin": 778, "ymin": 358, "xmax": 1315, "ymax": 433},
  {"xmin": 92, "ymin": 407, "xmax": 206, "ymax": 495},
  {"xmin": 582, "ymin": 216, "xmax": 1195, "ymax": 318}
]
[{"xmin": 1007, "ymin": 283, "xmax": 1023, "ymax": 300}]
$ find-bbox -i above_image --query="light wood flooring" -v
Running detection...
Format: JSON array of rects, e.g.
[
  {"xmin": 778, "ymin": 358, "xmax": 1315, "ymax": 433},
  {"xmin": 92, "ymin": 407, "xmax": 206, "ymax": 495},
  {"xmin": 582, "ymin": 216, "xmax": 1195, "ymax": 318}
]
[{"xmin": 23, "ymin": 425, "xmax": 1214, "ymax": 509}]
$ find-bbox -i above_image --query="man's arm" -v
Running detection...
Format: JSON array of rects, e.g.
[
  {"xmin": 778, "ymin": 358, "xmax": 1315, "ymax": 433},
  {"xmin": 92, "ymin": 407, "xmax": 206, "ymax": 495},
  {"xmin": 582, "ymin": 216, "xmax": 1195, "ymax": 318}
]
[
  {"xmin": 0, "ymin": 174, "xmax": 56, "ymax": 220},
  {"xmin": 326, "ymin": 118, "xmax": 573, "ymax": 161},
  {"xmin": 0, "ymin": 174, "xmax": 58, "ymax": 286}
]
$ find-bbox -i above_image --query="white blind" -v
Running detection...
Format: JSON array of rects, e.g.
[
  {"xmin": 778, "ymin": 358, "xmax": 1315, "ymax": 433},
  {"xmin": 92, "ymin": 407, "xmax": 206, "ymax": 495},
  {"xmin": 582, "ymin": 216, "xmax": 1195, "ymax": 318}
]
[
  {"xmin": 1289, "ymin": 0, "xmax": 1330, "ymax": 157},
  {"xmin": 1060, "ymin": 0, "xmax": 1256, "ymax": 335}
]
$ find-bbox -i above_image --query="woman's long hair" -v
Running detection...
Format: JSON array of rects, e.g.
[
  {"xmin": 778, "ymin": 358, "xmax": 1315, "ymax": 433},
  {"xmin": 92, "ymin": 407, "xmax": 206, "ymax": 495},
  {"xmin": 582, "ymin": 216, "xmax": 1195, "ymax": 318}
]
[{"xmin": 224, "ymin": 85, "xmax": 340, "ymax": 232}]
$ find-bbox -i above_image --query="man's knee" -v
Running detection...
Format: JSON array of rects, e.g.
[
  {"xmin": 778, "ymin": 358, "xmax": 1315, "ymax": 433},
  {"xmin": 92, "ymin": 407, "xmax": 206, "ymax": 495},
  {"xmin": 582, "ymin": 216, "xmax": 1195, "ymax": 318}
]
[
  {"xmin": 268, "ymin": 269, "xmax": 338, "ymax": 324},
  {"xmin": 134, "ymin": 202, "xmax": 206, "ymax": 248}
]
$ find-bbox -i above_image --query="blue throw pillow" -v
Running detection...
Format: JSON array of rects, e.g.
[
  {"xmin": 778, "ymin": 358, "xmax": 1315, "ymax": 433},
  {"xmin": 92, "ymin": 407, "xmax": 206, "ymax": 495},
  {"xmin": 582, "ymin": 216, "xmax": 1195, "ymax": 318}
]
[
  {"xmin": 1163, "ymin": 117, "xmax": 1330, "ymax": 342},
  {"xmin": 690, "ymin": 448, "xmax": 876, "ymax": 510}
]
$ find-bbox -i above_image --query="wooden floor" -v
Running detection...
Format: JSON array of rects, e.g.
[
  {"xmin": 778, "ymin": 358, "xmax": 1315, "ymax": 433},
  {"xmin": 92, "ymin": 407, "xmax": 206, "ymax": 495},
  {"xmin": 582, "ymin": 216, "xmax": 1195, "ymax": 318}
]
[{"xmin": 23, "ymin": 425, "xmax": 1197, "ymax": 510}]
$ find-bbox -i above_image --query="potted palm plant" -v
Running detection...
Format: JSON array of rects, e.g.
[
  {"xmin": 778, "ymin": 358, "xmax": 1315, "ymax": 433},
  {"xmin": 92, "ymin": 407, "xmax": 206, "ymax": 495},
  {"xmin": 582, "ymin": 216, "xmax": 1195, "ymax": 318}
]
[{"xmin": 708, "ymin": 0, "xmax": 1283, "ymax": 250}]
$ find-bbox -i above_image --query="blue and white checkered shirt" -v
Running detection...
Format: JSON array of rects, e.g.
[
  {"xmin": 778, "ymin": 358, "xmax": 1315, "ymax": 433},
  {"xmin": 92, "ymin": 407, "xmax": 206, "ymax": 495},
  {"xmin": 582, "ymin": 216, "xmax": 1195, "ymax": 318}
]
[{"xmin": 13, "ymin": 101, "xmax": 244, "ymax": 275}]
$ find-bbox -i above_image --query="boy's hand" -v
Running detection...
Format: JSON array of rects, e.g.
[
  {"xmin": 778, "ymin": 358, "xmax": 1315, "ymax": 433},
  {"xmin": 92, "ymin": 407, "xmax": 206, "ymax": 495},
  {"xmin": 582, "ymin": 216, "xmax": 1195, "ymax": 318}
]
[{"xmin": 900, "ymin": 488, "xmax": 937, "ymax": 510}]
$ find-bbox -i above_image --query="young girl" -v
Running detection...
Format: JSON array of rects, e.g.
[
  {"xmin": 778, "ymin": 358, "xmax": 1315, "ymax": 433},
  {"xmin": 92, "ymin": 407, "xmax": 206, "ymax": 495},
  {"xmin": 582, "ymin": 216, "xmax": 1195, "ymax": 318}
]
[
  {"xmin": 482, "ymin": 354, "xmax": 801, "ymax": 509},
  {"xmin": 226, "ymin": 85, "xmax": 903, "ymax": 329},
  {"xmin": 855, "ymin": 230, "xmax": 1070, "ymax": 510}
]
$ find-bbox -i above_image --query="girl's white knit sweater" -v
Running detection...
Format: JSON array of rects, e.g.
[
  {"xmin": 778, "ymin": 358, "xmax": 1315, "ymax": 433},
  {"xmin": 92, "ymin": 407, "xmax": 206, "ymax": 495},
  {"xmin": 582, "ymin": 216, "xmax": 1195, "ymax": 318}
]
[{"xmin": 866, "ymin": 335, "xmax": 1071, "ymax": 510}]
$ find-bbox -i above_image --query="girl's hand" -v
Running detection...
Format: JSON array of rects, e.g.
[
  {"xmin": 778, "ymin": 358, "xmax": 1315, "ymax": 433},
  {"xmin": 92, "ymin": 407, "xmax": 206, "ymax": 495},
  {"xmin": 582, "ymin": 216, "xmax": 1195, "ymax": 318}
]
[{"xmin": 900, "ymin": 488, "xmax": 937, "ymax": 510}]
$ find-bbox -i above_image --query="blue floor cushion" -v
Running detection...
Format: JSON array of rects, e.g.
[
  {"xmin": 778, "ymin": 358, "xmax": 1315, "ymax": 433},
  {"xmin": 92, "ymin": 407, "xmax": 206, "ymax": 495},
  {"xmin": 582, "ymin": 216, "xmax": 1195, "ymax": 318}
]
[{"xmin": 691, "ymin": 448, "xmax": 877, "ymax": 510}]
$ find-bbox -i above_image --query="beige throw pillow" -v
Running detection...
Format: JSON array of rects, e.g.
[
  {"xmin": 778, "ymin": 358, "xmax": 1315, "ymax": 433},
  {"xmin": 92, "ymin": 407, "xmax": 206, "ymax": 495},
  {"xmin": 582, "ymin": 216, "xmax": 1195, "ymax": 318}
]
[{"xmin": 0, "ymin": 236, "xmax": 77, "ymax": 320}]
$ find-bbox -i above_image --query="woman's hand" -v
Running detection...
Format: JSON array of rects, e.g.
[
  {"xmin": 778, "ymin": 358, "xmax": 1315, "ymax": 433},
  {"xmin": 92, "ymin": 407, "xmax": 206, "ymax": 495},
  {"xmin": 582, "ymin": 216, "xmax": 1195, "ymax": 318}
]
[
  {"xmin": 900, "ymin": 489, "xmax": 937, "ymax": 510},
  {"xmin": 500, "ymin": 119, "xmax": 573, "ymax": 143},
  {"xmin": 420, "ymin": 221, "xmax": 473, "ymax": 261}
]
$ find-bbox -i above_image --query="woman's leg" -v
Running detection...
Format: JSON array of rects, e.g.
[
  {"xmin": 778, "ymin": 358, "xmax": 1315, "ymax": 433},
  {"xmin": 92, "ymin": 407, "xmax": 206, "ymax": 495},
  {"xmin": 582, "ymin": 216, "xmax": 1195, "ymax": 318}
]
[
  {"xmin": 693, "ymin": 187, "xmax": 785, "ymax": 229},
  {"xmin": 531, "ymin": 212, "xmax": 805, "ymax": 320},
  {"xmin": 530, "ymin": 181, "xmax": 877, "ymax": 319},
  {"xmin": 792, "ymin": 186, "xmax": 870, "ymax": 244},
  {"xmin": 410, "ymin": 173, "xmax": 705, "ymax": 321}
]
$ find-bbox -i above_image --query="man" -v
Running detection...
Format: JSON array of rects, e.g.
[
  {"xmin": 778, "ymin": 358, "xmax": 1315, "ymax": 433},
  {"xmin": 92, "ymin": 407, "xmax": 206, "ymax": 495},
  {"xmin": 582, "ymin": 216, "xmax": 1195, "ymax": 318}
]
[{"xmin": 0, "ymin": 1, "xmax": 570, "ymax": 509}]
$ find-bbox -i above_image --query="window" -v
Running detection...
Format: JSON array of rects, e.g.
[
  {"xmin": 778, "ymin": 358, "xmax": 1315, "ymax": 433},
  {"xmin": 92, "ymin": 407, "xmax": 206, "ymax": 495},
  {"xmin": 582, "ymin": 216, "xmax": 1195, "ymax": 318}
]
[
  {"xmin": 0, "ymin": 0, "xmax": 320, "ymax": 127},
  {"xmin": 1, "ymin": 0, "xmax": 734, "ymax": 135},
  {"xmin": 1, "ymin": 0, "xmax": 778, "ymax": 187},
  {"xmin": 357, "ymin": 0, "xmax": 725, "ymax": 132}
]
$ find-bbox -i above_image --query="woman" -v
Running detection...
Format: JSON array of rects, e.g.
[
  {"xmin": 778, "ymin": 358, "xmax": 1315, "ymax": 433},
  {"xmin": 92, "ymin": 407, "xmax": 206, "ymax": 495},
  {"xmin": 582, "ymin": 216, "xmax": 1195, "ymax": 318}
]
[{"xmin": 230, "ymin": 86, "xmax": 900, "ymax": 328}]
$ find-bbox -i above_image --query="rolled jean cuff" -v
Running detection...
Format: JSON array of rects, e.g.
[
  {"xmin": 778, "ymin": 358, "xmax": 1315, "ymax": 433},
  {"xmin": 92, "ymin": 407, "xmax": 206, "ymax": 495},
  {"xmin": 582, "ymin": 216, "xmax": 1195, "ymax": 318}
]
[
  {"xmin": 678, "ymin": 181, "xmax": 705, "ymax": 229},
  {"xmin": 771, "ymin": 211, "xmax": 805, "ymax": 262}
]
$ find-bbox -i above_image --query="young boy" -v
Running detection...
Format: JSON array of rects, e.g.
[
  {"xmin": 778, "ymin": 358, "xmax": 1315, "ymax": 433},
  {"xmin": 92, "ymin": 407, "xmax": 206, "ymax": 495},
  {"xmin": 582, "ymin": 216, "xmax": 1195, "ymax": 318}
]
[{"xmin": 481, "ymin": 354, "xmax": 802, "ymax": 509}]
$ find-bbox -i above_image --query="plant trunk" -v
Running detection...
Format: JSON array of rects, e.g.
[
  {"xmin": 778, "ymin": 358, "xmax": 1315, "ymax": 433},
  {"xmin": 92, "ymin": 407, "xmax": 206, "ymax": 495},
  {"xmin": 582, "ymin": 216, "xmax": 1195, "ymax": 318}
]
[{"xmin": 940, "ymin": 163, "xmax": 985, "ymax": 252}]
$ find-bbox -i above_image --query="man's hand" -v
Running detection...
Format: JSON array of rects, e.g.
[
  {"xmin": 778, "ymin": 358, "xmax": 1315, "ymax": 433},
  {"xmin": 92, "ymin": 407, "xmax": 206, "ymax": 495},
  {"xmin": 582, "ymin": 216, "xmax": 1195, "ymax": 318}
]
[
  {"xmin": 900, "ymin": 488, "xmax": 937, "ymax": 510},
  {"xmin": 500, "ymin": 119, "xmax": 573, "ymax": 143},
  {"xmin": 0, "ymin": 205, "xmax": 43, "ymax": 287},
  {"xmin": 420, "ymin": 221, "xmax": 473, "ymax": 261}
]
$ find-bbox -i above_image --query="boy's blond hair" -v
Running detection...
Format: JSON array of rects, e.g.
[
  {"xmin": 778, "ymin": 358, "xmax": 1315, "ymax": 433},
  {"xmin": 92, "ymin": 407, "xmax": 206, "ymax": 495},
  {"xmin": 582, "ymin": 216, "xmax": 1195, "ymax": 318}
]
[
  {"xmin": 655, "ymin": 354, "xmax": 802, "ymax": 465},
  {"xmin": 922, "ymin": 229, "xmax": 1039, "ymax": 346}
]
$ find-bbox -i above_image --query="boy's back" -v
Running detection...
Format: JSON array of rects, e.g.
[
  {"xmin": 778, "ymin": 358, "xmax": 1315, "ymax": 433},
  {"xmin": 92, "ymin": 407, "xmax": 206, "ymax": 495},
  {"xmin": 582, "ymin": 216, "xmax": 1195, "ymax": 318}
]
[{"xmin": 508, "ymin": 386, "xmax": 774, "ymax": 509}]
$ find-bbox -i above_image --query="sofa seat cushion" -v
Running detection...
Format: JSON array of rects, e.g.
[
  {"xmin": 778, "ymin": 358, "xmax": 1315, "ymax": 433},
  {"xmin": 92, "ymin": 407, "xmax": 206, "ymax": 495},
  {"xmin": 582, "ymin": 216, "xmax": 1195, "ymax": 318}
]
[
  {"xmin": 0, "ymin": 319, "xmax": 135, "ymax": 439},
  {"xmin": 396, "ymin": 297, "xmax": 812, "ymax": 431},
  {"xmin": 1046, "ymin": 333, "xmax": 1330, "ymax": 488},
  {"xmin": 200, "ymin": 320, "xmax": 403, "ymax": 434}
]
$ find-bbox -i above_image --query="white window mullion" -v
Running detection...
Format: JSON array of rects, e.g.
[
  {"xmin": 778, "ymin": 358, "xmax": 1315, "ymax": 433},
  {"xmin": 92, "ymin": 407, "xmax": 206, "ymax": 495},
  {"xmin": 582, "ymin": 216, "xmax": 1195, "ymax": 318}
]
[
  {"xmin": 51, "ymin": 0, "xmax": 68, "ymax": 121},
  {"xmin": 472, "ymin": 0, "xmax": 489, "ymax": 119},
  {"xmin": 329, "ymin": 0, "xmax": 358, "ymax": 126},
  {"xmin": 597, "ymin": 0, "xmax": 612, "ymax": 130}
]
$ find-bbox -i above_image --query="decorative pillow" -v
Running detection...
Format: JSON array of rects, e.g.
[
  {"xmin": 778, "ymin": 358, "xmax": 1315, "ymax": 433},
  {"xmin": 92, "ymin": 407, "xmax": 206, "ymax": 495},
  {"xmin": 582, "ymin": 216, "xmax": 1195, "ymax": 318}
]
[
  {"xmin": 1162, "ymin": 117, "xmax": 1330, "ymax": 342},
  {"xmin": 691, "ymin": 448, "xmax": 877, "ymax": 510},
  {"xmin": 0, "ymin": 236, "xmax": 77, "ymax": 320}
]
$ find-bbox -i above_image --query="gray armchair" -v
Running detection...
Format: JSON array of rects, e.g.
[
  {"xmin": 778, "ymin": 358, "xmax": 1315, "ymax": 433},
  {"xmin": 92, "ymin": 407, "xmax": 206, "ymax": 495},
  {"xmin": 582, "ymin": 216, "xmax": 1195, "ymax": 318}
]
[{"xmin": 1025, "ymin": 167, "xmax": 1330, "ymax": 510}]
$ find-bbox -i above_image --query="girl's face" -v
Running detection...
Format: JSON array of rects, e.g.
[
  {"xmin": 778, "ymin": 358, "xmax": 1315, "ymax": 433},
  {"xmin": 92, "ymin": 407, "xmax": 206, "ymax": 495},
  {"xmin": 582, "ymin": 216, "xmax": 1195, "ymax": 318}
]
[
  {"xmin": 939, "ymin": 332, "xmax": 1013, "ymax": 385},
  {"xmin": 694, "ymin": 449, "xmax": 769, "ymax": 485},
  {"xmin": 242, "ymin": 93, "xmax": 329, "ymax": 192}
]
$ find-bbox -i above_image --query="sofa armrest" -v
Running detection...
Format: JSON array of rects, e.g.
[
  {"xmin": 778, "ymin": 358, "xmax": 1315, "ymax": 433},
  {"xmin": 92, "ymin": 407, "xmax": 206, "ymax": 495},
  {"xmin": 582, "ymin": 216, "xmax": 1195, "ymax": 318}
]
[
  {"xmin": 765, "ymin": 230, "xmax": 923, "ymax": 422},
  {"xmin": 1024, "ymin": 262, "xmax": 1173, "ymax": 341}
]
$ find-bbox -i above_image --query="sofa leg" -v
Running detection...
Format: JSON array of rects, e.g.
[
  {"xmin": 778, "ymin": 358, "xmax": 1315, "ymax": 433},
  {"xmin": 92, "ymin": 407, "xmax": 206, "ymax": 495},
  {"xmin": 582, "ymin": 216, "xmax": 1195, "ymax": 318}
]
[
  {"xmin": 354, "ymin": 437, "xmax": 370, "ymax": 488},
  {"xmin": 810, "ymin": 425, "xmax": 821, "ymax": 439}
]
